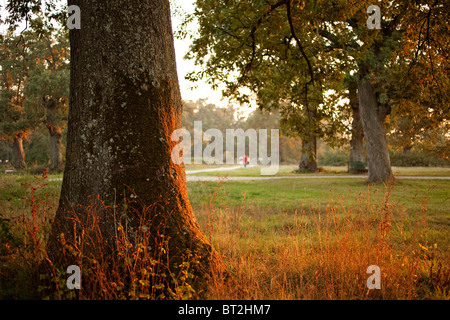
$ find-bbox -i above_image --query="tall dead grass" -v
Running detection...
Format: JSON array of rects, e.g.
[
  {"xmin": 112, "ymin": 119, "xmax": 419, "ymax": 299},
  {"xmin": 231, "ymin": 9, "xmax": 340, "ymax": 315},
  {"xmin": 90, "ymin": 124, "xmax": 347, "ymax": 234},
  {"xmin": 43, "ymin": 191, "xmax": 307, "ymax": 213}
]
[
  {"xmin": 1, "ymin": 173, "xmax": 448, "ymax": 299},
  {"xmin": 200, "ymin": 182, "xmax": 450, "ymax": 299},
  {"xmin": 1, "ymin": 171, "xmax": 206, "ymax": 299}
]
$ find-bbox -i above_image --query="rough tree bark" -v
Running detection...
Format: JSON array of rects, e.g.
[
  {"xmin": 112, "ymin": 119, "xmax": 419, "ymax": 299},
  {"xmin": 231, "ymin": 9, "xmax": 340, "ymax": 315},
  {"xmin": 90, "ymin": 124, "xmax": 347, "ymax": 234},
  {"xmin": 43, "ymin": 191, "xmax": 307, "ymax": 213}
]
[
  {"xmin": 348, "ymin": 85, "xmax": 365, "ymax": 173},
  {"xmin": 47, "ymin": 0, "xmax": 224, "ymax": 293},
  {"xmin": 44, "ymin": 97, "xmax": 64, "ymax": 172},
  {"xmin": 357, "ymin": 67, "xmax": 393, "ymax": 183},
  {"xmin": 48, "ymin": 126, "xmax": 63, "ymax": 172},
  {"xmin": 12, "ymin": 134, "xmax": 26, "ymax": 169},
  {"xmin": 299, "ymin": 133, "xmax": 318, "ymax": 172}
]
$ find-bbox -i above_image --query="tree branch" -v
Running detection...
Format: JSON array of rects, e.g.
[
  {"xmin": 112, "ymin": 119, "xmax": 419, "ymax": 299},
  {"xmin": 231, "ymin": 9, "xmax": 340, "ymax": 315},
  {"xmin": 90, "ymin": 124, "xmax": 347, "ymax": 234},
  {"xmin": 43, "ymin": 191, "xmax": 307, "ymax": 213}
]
[
  {"xmin": 285, "ymin": 1, "xmax": 314, "ymax": 85},
  {"xmin": 239, "ymin": 0, "xmax": 289, "ymax": 82}
]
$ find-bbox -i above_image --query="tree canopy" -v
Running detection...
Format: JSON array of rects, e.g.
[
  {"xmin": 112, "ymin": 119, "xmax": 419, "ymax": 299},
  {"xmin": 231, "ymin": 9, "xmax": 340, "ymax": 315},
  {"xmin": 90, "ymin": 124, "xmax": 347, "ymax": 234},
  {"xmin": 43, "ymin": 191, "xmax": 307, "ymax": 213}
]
[
  {"xmin": 1, "ymin": 12, "xmax": 69, "ymax": 170},
  {"xmin": 184, "ymin": 0, "xmax": 449, "ymax": 181}
]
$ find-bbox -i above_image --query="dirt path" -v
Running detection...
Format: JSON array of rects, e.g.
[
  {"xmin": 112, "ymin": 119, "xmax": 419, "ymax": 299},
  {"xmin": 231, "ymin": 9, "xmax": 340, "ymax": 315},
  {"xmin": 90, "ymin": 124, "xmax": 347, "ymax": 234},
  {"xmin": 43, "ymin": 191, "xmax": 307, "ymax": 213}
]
[
  {"xmin": 185, "ymin": 165, "xmax": 243, "ymax": 174},
  {"xmin": 184, "ymin": 165, "xmax": 450, "ymax": 181},
  {"xmin": 186, "ymin": 175, "xmax": 450, "ymax": 182},
  {"xmin": 47, "ymin": 164, "xmax": 449, "ymax": 182}
]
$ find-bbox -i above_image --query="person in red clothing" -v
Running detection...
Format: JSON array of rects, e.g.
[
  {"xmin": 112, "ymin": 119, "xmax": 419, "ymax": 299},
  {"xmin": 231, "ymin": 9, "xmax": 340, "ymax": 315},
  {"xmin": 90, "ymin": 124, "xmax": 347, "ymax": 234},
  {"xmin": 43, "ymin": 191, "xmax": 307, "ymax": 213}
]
[{"xmin": 244, "ymin": 155, "xmax": 249, "ymax": 167}]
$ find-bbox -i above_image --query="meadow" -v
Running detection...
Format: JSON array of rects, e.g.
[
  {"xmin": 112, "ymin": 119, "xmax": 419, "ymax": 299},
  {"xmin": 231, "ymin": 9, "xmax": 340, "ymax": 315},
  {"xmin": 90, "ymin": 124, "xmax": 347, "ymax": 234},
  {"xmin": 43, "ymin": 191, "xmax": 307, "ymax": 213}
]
[
  {"xmin": 0, "ymin": 168, "xmax": 449, "ymax": 299},
  {"xmin": 188, "ymin": 172, "xmax": 449, "ymax": 299},
  {"xmin": 187, "ymin": 164, "xmax": 450, "ymax": 177}
]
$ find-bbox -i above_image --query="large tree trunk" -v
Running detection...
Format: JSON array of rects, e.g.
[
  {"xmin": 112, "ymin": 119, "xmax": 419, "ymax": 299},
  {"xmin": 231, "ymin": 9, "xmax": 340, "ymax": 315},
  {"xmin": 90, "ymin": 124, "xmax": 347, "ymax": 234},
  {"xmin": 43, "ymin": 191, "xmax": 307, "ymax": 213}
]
[
  {"xmin": 12, "ymin": 134, "xmax": 26, "ymax": 170},
  {"xmin": 348, "ymin": 85, "xmax": 365, "ymax": 173},
  {"xmin": 47, "ymin": 0, "xmax": 223, "ymax": 295},
  {"xmin": 357, "ymin": 74, "xmax": 393, "ymax": 183},
  {"xmin": 299, "ymin": 133, "xmax": 318, "ymax": 172}
]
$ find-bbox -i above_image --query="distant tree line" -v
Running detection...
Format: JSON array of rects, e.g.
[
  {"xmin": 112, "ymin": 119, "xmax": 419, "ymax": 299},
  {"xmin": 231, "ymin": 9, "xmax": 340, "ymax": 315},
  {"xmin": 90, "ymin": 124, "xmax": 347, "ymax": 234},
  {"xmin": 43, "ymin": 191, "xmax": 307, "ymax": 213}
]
[{"xmin": 1, "ymin": 93, "xmax": 447, "ymax": 171}]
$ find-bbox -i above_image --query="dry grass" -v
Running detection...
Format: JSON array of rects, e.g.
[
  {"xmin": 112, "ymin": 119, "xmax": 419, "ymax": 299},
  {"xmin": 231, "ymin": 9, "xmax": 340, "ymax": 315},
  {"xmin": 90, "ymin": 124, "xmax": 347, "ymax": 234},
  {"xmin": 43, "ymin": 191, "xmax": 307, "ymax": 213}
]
[
  {"xmin": 198, "ymin": 182, "xmax": 450, "ymax": 300},
  {"xmin": 1, "ymin": 172, "xmax": 202, "ymax": 300},
  {"xmin": 0, "ymin": 172, "xmax": 448, "ymax": 299}
]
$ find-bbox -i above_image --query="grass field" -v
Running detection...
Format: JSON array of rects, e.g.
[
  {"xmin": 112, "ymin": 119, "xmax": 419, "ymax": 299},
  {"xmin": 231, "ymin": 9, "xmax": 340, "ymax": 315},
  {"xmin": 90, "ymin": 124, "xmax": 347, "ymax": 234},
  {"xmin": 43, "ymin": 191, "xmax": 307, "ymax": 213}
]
[
  {"xmin": 189, "ymin": 177, "xmax": 449, "ymax": 299},
  {"xmin": 0, "ymin": 169, "xmax": 449, "ymax": 299},
  {"xmin": 185, "ymin": 164, "xmax": 450, "ymax": 177}
]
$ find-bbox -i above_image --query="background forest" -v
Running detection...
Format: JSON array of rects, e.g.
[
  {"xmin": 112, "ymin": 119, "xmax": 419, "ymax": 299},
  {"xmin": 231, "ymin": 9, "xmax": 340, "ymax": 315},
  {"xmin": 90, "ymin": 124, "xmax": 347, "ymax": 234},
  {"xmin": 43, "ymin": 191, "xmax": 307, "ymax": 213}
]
[
  {"xmin": 1, "ymin": 83, "xmax": 449, "ymax": 172},
  {"xmin": 1, "ymin": 7, "xmax": 449, "ymax": 172}
]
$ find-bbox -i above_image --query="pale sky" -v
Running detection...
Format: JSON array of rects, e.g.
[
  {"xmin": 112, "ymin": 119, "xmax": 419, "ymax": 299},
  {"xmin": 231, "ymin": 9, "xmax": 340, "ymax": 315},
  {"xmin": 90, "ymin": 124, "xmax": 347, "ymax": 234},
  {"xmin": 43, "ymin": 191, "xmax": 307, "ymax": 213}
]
[
  {"xmin": 170, "ymin": 0, "xmax": 254, "ymax": 115},
  {"xmin": 0, "ymin": 0, "xmax": 255, "ymax": 116},
  {"xmin": 171, "ymin": 0, "xmax": 221, "ymax": 104}
]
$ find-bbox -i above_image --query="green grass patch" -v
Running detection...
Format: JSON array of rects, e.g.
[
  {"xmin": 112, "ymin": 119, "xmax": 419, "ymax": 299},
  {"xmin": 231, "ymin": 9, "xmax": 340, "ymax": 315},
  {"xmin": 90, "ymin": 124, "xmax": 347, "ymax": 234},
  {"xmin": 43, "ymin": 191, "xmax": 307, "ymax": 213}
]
[
  {"xmin": 186, "ymin": 165, "xmax": 450, "ymax": 177},
  {"xmin": 188, "ymin": 178, "xmax": 450, "ymax": 250}
]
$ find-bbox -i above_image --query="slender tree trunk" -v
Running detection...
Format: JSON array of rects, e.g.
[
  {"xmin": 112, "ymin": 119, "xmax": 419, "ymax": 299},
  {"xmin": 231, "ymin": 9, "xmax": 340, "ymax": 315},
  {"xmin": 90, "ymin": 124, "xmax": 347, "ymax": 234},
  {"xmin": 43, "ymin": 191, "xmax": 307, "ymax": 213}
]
[
  {"xmin": 12, "ymin": 134, "xmax": 26, "ymax": 170},
  {"xmin": 348, "ymin": 85, "xmax": 365, "ymax": 173},
  {"xmin": 47, "ymin": 0, "xmax": 224, "ymax": 294},
  {"xmin": 299, "ymin": 133, "xmax": 317, "ymax": 172},
  {"xmin": 45, "ymin": 98, "xmax": 64, "ymax": 172},
  {"xmin": 357, "ymin": 72, "xmax": 393, "ymax": 183},
  {"xmin": 48, "ymin": 126, "xmax": 63, "ymax": 172}
]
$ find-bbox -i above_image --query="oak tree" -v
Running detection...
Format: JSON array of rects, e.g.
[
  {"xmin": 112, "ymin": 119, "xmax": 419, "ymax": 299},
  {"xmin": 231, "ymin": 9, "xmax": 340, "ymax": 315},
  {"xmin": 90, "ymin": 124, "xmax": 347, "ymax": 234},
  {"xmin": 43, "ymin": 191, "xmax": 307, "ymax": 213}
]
[
  {"xmin": 185, "ymin": 0, "xmax": 449, "ymax": 182},
  {"xmin": 24, "ymin": 17, "xmax": 70, "ymax": 172},
  {"xmin": 0, "ymin": 32, "xmax": 33, "ymax": 169},
  {"xmin": 4, "ymin": 0, "xmax": 224, "ymax": 295}
]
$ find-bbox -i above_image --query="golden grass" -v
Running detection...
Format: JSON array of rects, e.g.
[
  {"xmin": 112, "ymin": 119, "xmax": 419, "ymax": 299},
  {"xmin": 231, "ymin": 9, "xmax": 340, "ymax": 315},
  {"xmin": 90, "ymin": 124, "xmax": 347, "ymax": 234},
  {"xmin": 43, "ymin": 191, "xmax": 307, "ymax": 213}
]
[
  {"xmin": 0, "ymin": 172, "xmax": 448, "ymax": 299},
  {"xmin": 198, "ymin": 183, "xmax": 450, "ymax": 300}
]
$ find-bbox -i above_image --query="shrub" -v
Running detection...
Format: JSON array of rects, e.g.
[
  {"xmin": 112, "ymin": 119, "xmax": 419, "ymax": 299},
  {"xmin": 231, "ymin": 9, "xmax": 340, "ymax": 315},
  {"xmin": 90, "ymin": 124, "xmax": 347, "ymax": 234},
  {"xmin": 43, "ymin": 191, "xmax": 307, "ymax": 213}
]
[
  {"xmin": 0, "ymin": 213, "xmax": 22, "ymax": 255},
  {"xmin": 24, "ymin": 131, "xmax": 50, "ymax": 167},
  {"xmin": 318, "ymin": 149, "xmax": 348, "ymax": 166},
  {"xmin": 390, "ymin": 151, "xmax": 449, "ymax": 167}
]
